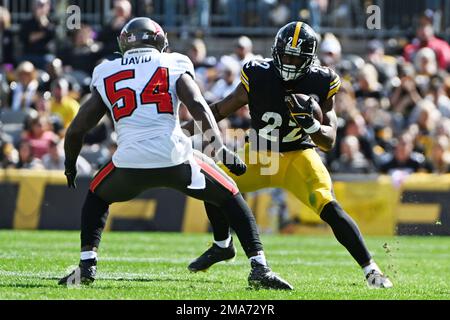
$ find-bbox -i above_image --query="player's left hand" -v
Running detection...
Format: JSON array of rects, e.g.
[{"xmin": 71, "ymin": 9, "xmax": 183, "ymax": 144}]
[
  {"xmin": 285, "ymin": 94, "xmax": 320, "ymax": 134},
  {"xmin": 64, "ymin": 160, "xmax": 77, "ymax": 188}
]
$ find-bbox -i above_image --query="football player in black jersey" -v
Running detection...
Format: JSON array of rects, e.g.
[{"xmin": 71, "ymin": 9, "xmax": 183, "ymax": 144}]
[{"xmin": 184, "ymin": 21, "xmax": 393, "ymax": 288}]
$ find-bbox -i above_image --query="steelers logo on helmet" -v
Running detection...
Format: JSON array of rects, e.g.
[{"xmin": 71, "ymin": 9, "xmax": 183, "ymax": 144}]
[
  {"xmin": 272, "ymin": 21, "xmax": 319, "ymax": 81},
  {"xmin": 117, "ymin": 17, "xmax": 169, "ymax": 54}
]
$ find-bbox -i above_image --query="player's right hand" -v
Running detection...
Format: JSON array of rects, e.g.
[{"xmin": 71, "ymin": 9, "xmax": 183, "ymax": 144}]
[
  {"xmin": 216, "ymin": 146, "xmax": 247, "ymax": 176},
  {"xmin": 64, "ymin": 160, "xmax": 77, "ymax": 188}
]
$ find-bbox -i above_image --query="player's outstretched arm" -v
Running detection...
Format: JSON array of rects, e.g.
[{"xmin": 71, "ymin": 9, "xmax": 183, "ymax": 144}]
[
  {"xmin": 310, "ymin": 97, "xmax": 337, "ymax": 152},
  {"xmin": 209, "ymin": 83, "xmax": 248, "ymax": 122},
  {"xmin": 177, "ymin": 73, "xmax": 225, "ymax": 147},
  {"xmin": 181, "ymin": 83, "xmax": 248, "ymax": 136},
  {"xmin": 177, "ymin": 74, "xmax": 247, "ymax": 175},
  {"xmin": 64, "ymin": 89, "xmax": 107, "ymax": 187}
]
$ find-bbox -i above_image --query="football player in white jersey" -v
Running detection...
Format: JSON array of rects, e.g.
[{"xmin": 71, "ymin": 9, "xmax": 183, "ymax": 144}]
[{"xmin": 58, "ymin": 17, "xmax": 292, "ymax": 290}]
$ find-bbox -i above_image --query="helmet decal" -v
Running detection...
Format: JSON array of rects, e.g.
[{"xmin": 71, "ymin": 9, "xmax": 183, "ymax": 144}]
[{"xmin": 291, "ymin": 21, "xmax": 303, "ymax": 48}]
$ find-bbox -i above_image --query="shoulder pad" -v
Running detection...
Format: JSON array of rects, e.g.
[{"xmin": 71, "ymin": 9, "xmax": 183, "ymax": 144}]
[
  {"xmin": 90, "ymin": 58, "xmax": 120, "ymax": 91},
  {"xmin": 308, "ymin": 65, "xmax": 341, "ymax": 100},
  {"xmin": 241, "ymin": 58, "xmax": 272, "ymax": 92},
  {"xmin": 168, "ymin": 52, "xmax": 195, "ymax": 79}
]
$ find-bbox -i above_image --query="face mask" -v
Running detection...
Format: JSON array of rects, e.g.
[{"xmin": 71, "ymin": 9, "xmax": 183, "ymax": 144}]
[{"xmin": 280, "ymin": 64, "xmax": 300, "ymax": 81}]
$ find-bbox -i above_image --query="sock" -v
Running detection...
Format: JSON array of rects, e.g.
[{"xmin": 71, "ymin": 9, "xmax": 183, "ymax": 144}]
[
  {"xmin": 80, "ymin": 251, "xmax": 97, "ymax": 261},
  {"xmin": 214, "ymin": 235, "xmax": 232, "ymax": 248},
  {"xmin": 363, "ymin": 261, "xmax": 382, "ymax": 276},
  {"xmin": 249, "ymin": 251, "xmax": 267, "ymax": 266},
  {"xmin": 219, "ymin": 193, "xmax": 263, "ymax": 257},
  {"xmin": 81, "ymin": 190, "xmax": 110, "ymax": 248},
  {"xmin": 320, "ymin": 201, "xmax": 372, "ymax": 266}
]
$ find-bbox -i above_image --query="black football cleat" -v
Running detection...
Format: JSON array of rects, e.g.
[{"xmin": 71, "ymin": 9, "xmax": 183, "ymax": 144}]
[
  {"xmin": 188, "ymin": 240, "xmax": 237, "ymax": 272},
  {"xmin": 248, "ymin": 260, "xmax": 293, "ymax": 290},
  {"xmin": 58, "ymin": 259, "xmax": 97, "ymax": 286}
]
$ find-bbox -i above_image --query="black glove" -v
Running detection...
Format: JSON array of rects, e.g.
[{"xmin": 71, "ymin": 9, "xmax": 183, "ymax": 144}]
[
  {"xmin": 64, "ymin": 159, "xmax": 77, "ymax": 188},
  {"xmin": 216, "ymin": 146, "xmax": 247, "ymax": 176},
  {"xmin": 285, "ymin": 94, "xmax": 321, "ymax": 134}
]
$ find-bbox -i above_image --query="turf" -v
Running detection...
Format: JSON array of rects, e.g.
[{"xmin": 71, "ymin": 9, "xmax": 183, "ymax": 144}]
[{"xmin": 0, "ymin": 230, "xmax": 449, "ymax": 300}]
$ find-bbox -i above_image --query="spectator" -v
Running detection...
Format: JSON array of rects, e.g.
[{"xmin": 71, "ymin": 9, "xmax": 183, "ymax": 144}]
[
  {"xmin": 99, "ymin": 0, "xmax": 133, "ymax": 56},
  {"xmin": 342, "ymin": 113, "xmax": 377, "ymax": 168},
  {"xmin": 333, "ymin": 80, "xmax": 358, "ymax": 117},
  {"xmin": 409, "ymin": 99, "xmax": 441, "ymax": 156},
  {"xmin": 0, "ymin": 6, "xmax": 14, "ymax": 65},
  {"xmin": 50, "ymin": 78, "xmax": 80, "ymax": 128},
  {"xmin": 186, "ymin": 38, "xmax": 216, "ymax": 92},
  {"xmin": 38, "ymin": 58, "xmax": 83, "ymax": 98},
  {"xmin": 41, "ymin": 136, "xmax": 63, "ymax": 170},
  {"xmin": 319, "ymin": 33, "xmax": 341, "ymax": 69},
  {"xmin": 38, "ymin": 58, "xmax": 63, "ymax": 93},
  {"xmin": 10, "ymin": 61, "xmax": 39, "ymax": 111},
  {"xmin": 19, "ymin": 0, "xmax": 55, "ymax": 69},
  {"xmin": 429, "ymin": 135, "xmax": 450, "ymax": 173},
  {"xmin": 42, "ymin": 137, "xmax": 92, "ymax": 174},
  {"xmin": 403, "ymin": 20, "xmax": 450, "ymax": 70},
  {"xmin": 0, "ymin": 125, "xmax": 18, "ymax": 168},
  {"xmin": 390, "ymin": 64, "xmax": 422, "ymax": 120},
  {"xmin": 22, "ymin": 115, "xmax": 58, "ymax": 159},
  {"xmin": 366, "ymin": 40, "xmax": 397, "ymax": 86},
  {"xmin": 427, "ymin": 75, "xmax": 450, "ymax": 118},
  {"xmin": 308, "ymin": 0, "xmax": 328, "ymax": 29},
  {"xmin": 205, "ymin": 55, "xmax": 240, "ymax": 102},
  {"xmin": 59, "ymin": 24, "xmax": 103, "ymax": 75},
  {"xmin": 331, "ymin": 135, "xmax": 374, "ymax": 173},
  {"xmin": 380, "ymin": 133, "xmax": 432, "ymax": 174},
  {"xmin": 269, "ymin": 1, "xmax": 290, "ymax": 27},
  {"xmin": 16, "ymin": 140, "xmax": 44, "ymax": 169},
  {"xmin": 414, "ymin": 47, "xmax": 438, "ymax": 77},
  {"xmin": 354, "ymin": 63, "xmax": 383, "ymax": 100},
  {"xmin": 231, "ymin": 36, "xmax": 261, "ymax": 66}
]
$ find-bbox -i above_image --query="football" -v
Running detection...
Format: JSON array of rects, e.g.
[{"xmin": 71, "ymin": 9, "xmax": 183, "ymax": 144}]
[{"xmin": 290, "ymin": 93, "xmax": 323, "ymax": 124}]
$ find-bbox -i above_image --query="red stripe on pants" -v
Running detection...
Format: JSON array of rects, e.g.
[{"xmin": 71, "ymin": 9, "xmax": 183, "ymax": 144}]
[
  {"xmin": 195, "ymin": 158, "xmax": 239, "ymax": 195},
  {"xmin": 90, "ymin": 162, "xmax": 115, "ymax": 192}
]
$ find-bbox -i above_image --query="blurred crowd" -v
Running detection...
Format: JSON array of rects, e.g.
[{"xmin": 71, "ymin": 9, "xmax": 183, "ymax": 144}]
[{"xmin": 1, "ymin": 0, "xmax": 450, "ymax": 178}]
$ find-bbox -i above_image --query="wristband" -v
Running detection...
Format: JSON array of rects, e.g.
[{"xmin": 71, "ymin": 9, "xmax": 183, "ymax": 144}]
[{"xmin": 303, "ymin": 119, "xmax": 321, "ymax": 134}]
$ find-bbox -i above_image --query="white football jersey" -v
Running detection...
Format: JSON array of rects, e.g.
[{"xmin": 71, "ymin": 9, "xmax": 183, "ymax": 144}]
[{"xmin": 91, "ymin": 48, "xmax": 195, "ymax": 168}]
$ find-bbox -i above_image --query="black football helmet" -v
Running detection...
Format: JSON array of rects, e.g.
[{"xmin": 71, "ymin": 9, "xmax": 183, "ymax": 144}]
[
  {"xmin": 272, "ymin": 21, "xmax": 319, "ymax": 81},
  {"xmin": 117, "ymin": 17, "xmax": 168, "ymax": 54}
]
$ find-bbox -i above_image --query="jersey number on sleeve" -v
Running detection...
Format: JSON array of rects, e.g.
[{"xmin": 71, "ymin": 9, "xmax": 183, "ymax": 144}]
[{"xmin": 104, "ymin": 67, "xmax": 173, "ymax": 121}]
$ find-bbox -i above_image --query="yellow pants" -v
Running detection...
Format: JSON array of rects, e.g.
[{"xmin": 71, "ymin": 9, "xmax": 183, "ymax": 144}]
[{"xmin": 220, "ymin": 144, "xmax": 335, "ymax": 215}]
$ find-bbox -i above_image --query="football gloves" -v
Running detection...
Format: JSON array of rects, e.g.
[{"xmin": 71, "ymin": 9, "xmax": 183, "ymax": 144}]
[
  {"xmin": 64, "ymin": 159, "xmax": 77, "ymax": 188},
  {"xmin": 285, "ymin": 94, "xmax": 321, "ymax": 134},
  {"xmin": 215, "ymin": 146, "xmax": 247, "ymax": 176}
]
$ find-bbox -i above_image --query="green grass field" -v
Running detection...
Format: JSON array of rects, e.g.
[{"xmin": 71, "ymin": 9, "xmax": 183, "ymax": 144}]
[{"xmin": 0, "ymin": 230, "xmax": 449, "ymax": 300}]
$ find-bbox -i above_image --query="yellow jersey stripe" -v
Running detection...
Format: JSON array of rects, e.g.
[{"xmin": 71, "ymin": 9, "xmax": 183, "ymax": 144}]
[
  {"xmin": 330, "ymin": 77, "xmax": 340, "ymax": 86},
  {"xmin": 240, "ymin": 76, "xmax": 250, "ymax": 92},
  {"xmin": 241, "ymin": 69, "xmax": 249, "ymax": 81},
  {"xmin": 241, "ymin": 76, "xmax": 249, "ymax": 85},
  {"xmin": 327, "ymin": 83, "xmax": 341, "ymax": 99},
  {"xmin": 329, "ymin": 79, "xmax": 341, "ymax": 90},
  {"xmin": 291, "ymin": 22, "xmax": 303, "ymax": 48}
]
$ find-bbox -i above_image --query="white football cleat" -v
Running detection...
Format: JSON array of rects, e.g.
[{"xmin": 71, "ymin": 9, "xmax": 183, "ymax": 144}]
[{"xmin": 366, "ymin": 270, "xmax": 393, "ymax": 289}]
